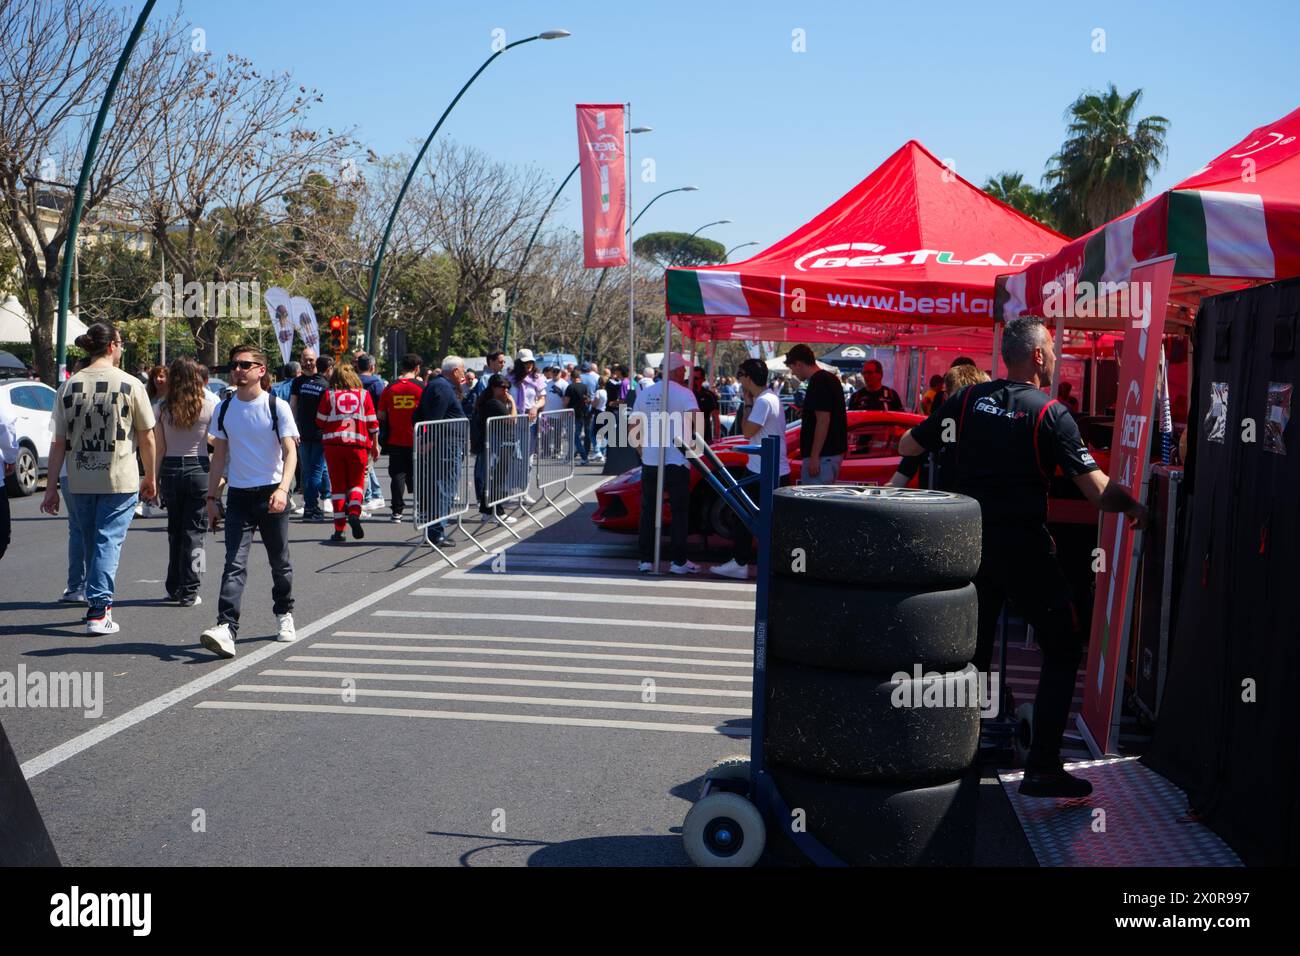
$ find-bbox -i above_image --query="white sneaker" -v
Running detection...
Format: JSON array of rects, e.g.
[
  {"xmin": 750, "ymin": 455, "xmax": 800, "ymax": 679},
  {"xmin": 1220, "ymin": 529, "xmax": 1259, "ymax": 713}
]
[
  {"xmin": 710, "ymin": 559, "xmax": 750, "ymax": 580},
  {"xmin": 498, "ymin": 514, "xmax": 518, "ymax": 525},
  {"xmin": 591, "ymin": 454, "xmax": 606, "ymax": 463},
  {"xmin": 134, "ymin": 502, "xmax": 144, "ymax": 517},
  {"xmin": 86, "ymin": 608, "xmax": 119, "ymax": 635},
  {"xmin": 200, "ymin": 623, "xmax": 237, "ymax": 658},
  {"xmin": 363, "ymin": 497, "xmax": 385, "ymax": 512},
  {"xmin": 290, "ymin": 497, "xmax": 305, "ymax": 515},
  {"xmin": 638, "ymin": 561, "xmax": 654, "ymax": 574},
  {"xmin": 60, "ymin": 589, "xmax": 85, "ymax": 604},
  {"xmin": 670, "ymin": 561, "xmax": 702, "ymax": 575},
  {"xmin": 522, "ymin": 494, "xmax": 538, "ymax": 506},
  {"xmin": 276, "ymin": 613, "xmax": 297, "ymax": 643},
  {"xmin": 143, "ymin": 502, "xmax": 166, "ymax": 518}
]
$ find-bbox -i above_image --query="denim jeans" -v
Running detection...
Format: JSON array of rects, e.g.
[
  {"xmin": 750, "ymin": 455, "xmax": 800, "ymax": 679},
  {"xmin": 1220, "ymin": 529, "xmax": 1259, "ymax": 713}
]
[
  {"xmin": 574, "ymin": 413, "xmax": 592, "ymax": 462},
  {"xmin": 162, "ymin": 456, "xmax": 209, "ymax": 600},
  {"xmin": 427, "ymin": 444, "xmax": 462, "ymax": 533},
  {"xmin": 217, "ymin": 484, "xmax": 294, "ymax": 634},
  {"xmin": 62, "ymin": 490, "xmax": 86, "ymax": 594},
  {"xmin": 66, "ymin": 490, "xmax": 138, "ymax": 612},
  {"xmin": 364, "ymin": 459, "xmax": 381, "ymax": 502},
  {"xmin": 299, "ymin": 439, "xmax": 330, "ymax": 510},
  {"xmin": 799, "ymin": 454, "xmax": 843, "ymax": 485}
]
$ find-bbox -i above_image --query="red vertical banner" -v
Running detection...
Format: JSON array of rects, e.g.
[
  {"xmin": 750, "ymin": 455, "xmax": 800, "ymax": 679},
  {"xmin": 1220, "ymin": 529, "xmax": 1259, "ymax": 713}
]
[
  {"xmin": 1078, "ymin": 255, "xmax": 1176, "ymax": 756},
  {"xmin": 576, "ymin": 104, "xmax": 627, "ymax": 269}
]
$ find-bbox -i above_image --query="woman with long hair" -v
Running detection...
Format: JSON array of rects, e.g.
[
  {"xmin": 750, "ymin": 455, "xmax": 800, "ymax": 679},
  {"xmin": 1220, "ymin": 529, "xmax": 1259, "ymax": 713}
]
[
  {"xmin": 154, "ymin": 356, "xmax": 217, "ymax": 605},
  {"xmin": 40, "ymin": 323, "xmax": 157, "ymax": 635},
  {"xmin": 145, "ymin": 365, "xmax": 169, "ymax": 404},
  {"xmin": 141, "ymin": 365, "xmax": 170, "ymax": 517},
  {"xmin": 316, "ymin": 362, "xmax": 378, "ymax": 542}
]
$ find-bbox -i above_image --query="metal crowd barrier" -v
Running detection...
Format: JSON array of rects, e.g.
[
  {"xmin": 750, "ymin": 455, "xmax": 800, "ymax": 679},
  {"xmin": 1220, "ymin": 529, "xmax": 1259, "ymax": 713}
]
[
  {"xmin": 412, "ymin": 417, "xmax": 479, "ymax": 565},
  {"xmin": 536, "ymin": 408, "xmax": 583, "ymax": 514},
  {"xmin": 483, "ymin": 413, "xmax": 542, "ymax": 539}
]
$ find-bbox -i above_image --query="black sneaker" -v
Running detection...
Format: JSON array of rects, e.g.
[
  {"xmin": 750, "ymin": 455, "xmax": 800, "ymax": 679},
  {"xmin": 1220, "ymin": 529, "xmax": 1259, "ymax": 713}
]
[
  {"xmin": 303, "ymin": 508, "xmax": 325, "ymax": 523},
  {"xmin": 425, "ymin": 528, "xmax": 446, "ymax": 547},
  {"xmin": 178, "ymin": 594, "xmax": 202, "ymax": 607},
  {"xmin": 348, "ymin": 512, "xmax": 365, "ymax": 540},
  {"xmin": 389, "ymin": 512, "xmax": 404, "ymax": 523},
  {"xmin": 1019, "ymin": 768, "xmax": 1093, "ymax": 799},
  {"xmin": 330, "ymin": 530, "xmax": 346, "ymax": 543}
]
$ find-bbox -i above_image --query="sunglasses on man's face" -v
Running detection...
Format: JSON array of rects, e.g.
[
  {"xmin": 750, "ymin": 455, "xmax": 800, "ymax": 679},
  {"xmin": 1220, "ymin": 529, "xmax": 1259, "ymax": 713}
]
[{"xmin": 231, "ymin": 360, "xmax": 264, "ymax": 371}]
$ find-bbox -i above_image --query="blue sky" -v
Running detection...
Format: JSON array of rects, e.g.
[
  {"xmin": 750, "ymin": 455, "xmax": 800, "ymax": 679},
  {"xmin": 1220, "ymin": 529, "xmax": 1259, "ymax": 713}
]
[{"xmin": 173, "ymin": 0, "xmax": 1296, "ymax": 254}]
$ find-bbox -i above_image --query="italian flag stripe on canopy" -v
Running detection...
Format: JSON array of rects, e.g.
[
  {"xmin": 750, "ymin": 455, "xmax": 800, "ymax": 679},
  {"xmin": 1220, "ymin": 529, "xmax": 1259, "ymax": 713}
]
[{"xmin": 997, "ymin": 106, "xmax": 1300, "ymax": 324}]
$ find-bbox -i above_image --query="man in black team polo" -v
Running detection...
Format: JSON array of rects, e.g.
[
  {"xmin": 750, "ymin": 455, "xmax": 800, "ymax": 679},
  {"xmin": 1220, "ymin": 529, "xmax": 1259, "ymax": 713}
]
[
  {"xmin": 848, "ymin": 359, "xmax": 904, "ymax": 411},
  {"xmin": 900, "ymin": 316, "xmax": 1148, "ymax": 799}
]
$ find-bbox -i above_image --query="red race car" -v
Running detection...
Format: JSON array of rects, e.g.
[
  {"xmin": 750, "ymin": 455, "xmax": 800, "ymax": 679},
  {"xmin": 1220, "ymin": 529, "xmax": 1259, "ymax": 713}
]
[{"xmin": 591, "ymin": 410, "xmax": 924, "ymax": 537}]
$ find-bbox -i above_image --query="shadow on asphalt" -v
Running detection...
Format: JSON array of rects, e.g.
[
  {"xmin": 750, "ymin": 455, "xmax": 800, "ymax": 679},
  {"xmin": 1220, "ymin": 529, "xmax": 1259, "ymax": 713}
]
[
  {"xmin": 22, "ymin": 640, "xmax": 212, "ymax": 663},
  {"xmin": 425, "ymin": 829, "xmax": 690, "ymax": 866}
]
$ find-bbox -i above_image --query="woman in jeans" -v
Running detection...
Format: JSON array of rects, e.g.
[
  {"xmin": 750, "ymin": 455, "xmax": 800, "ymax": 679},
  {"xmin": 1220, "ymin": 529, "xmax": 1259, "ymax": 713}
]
[
  {"xmin": 154, "ymin": 356, "xmax": 216, "ymax": 606},
  {"xmin": 472, "ymin": 374, "xmax": 516, "ymax": 524},
  {"xmin": 40, "ymin": 323, "xmax": 156, "ymax": 635}
]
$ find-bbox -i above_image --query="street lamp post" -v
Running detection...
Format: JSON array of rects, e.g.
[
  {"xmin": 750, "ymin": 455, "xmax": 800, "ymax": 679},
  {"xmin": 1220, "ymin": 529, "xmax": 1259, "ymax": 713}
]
[
  {"xmin": 363, "ymin": 29, "xmax": 571, "ymax": 354},
  {"xmin": 725, "ymin": 241, "xmax": 759, "ymax": 261},
  {"xmin": 577, "ymin": 184, "xmax": 697, "ymax": 364}
]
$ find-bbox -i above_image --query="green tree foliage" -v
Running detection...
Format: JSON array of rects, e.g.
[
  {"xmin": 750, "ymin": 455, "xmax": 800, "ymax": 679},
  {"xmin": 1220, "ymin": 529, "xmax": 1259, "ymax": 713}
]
[
  {"xmin": 633, "ymin": 232, "xmax": 726, "ymax": 269},
  {"xmin": 1044, "ymin": 84, "xmax": 1169, "ymax": 236},
  {"xmin": 982, "ymin": 171, "xmax": 1058, "ymax": 231}
]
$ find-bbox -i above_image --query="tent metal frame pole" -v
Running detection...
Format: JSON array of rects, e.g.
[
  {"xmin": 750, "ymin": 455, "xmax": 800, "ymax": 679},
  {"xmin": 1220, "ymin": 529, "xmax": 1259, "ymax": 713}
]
[{"xmin": 990, "ymin": 323, "xmax": 1002, "ymax": 379}]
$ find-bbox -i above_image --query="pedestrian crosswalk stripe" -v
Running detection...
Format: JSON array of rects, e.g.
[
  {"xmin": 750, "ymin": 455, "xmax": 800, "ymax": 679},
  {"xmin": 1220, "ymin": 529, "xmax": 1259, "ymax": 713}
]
[
  {"xmin": 258, "ymin": 668, "xmax": 753, "ymax": 697},
  {"xmin": 409, "ymin": 587, "xmax": 753, "ymax": 610},
  {"xmin": 371, "ymin": 611, "xmax": 751, "ymax": 633},
  {"xmin": 332, "ymin": 631, "xmax": 752, "ymax": 655},
  {"xmin": 196, "ymin": 700, "xmax": 752, "ymax": 737},
  {"xmin": 226, "ymin": 684, "xmax": 750, "ymax": 716},
  {"xmin": 446, "ymin": 570, "xmax": 754, "ymax": 593},
  {"xmin": 286, "ymin": 655, "xmax": 754, "ymax": 682},
  {"xmin": 308, "ymin": 642, "xmax": 754, "ymax": 668}
]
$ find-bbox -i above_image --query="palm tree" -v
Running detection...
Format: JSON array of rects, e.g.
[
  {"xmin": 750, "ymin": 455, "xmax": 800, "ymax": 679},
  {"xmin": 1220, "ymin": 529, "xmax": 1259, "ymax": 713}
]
[
  {"xmin": 983, "ymin": 171, "xmax": 1058, "ymax": 231},
  {"xmin": 1044, "ymin": 84, "xmax": 1169, "ymax": 236}
]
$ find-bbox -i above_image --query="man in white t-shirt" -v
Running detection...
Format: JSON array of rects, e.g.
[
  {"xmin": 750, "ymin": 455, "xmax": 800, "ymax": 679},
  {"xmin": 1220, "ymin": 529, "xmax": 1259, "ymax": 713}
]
[
  {"xmin": 632, "ymin": 353, "xmax": 700, "ymax": 574},
  {"xmin": 711, "ymin": 358, "xmax": 792, "ymax": 579},
  {"xmin": 200, "ymin": 345, "xmax": 300, "ymax": 658}
]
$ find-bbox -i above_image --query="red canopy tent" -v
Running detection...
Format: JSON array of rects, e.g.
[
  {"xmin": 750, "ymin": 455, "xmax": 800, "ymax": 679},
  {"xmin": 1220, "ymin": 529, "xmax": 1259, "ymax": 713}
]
[
  {"xmin": 995, "ymin": 106, "xmax": 1300, "ymax": 325},
  {"xmin": 665, "ymin": 141, "xmax": 1070, "ymax": 343}
]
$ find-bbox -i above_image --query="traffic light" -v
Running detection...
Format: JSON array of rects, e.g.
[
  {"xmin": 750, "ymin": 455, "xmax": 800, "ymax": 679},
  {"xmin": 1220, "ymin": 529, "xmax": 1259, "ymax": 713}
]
[{"xmin": 329, "ymin": 315, "xmax": 344, "ymax": 356}]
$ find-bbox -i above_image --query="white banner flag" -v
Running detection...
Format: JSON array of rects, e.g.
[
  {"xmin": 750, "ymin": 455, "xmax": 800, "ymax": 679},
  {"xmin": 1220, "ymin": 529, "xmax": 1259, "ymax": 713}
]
[
  {"xmin": 264, "ymin": 287, "xmax": 295, "ymax": 364},
  {"xmin": 289, "ymin": 296, "xmax": 321, "ymax": 355}
]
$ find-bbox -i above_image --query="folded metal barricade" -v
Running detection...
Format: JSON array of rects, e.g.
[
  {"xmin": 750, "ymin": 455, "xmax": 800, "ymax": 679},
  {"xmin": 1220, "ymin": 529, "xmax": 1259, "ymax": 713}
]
[
  {"xmin": 482, "ymin": 413, "xmax": 543, "ymax": 539},
  {"xmin": 412, "ymin": 417, "xmax": 479, "ymax": 566},
  {"xmin": 536, "ymin": 408, "xmax": 583, "ymax": 515}
]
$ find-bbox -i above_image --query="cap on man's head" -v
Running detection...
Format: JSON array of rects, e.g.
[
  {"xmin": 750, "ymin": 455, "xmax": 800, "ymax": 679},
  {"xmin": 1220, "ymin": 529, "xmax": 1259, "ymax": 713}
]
[
  {"xmin": 580, "ymin": 361, "xmax": 593, "ymax": 372},
  {"xmin": 658, "ymin": 353, "xmax": 691, "ymax": 373},
  {"xmin": 516, "ymin": 348, "xmax": 536, "ymax": 362}
]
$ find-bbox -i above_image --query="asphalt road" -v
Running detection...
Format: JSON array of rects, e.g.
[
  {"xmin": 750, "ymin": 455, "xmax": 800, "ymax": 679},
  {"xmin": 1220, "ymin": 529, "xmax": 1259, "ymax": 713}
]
[{"xmin": 2, "ymin": 461, "xmax": 1035, "ymax": 866}]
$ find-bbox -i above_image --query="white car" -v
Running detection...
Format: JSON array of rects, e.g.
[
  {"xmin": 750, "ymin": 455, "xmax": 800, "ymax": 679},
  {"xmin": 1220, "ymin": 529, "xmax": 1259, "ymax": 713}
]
[{"xmin": 1, "ymin": 380, "xmax": 55, "ymax": 496}]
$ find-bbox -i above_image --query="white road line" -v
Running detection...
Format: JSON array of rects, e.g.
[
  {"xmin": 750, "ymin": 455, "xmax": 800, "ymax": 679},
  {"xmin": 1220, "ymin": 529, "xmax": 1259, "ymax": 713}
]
[
  {"xmin": 225, "ymin": 684, "xmax": 750, "ymax": 717},
  {"xmin": 19, "ymin": 477, "xmax": 610, "ymax": 780},
  {"xmin": 371, "ymin": 611, "xmax": 750, "ymax": 633},
  {"xmin": 258, "ymin": 668, "xmax": 752, "ymax": 697},
  {"xmin": 408, "ymin": 587, "xmax": 752, "ymax": 610},
  {"xmin": 332, "ymin": 631, "xmax": 752, "ymax": 655},
  {"xmin": 308, "ymin": 642, "xmax": 752, "ymax": 668},
  {"xmin": 195, "ymin": 699, "xmax": 752, "ymax": 737},
  {"xmin": 286, "ymin": 654, "xmax": 754, "ymax": 682},
  {"xmin": 445, "ymin": 570, "xmax": 754, "ymax": 593}
]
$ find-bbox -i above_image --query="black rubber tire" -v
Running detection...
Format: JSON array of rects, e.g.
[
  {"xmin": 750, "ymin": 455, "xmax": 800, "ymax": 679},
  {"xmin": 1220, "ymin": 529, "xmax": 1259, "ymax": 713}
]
[
  {"xmin": 771, "ymin": 485, "xmax": 981, "ymax": 586},
  {"xmin": 5, "ymin": 445, "xmax": 37, "ymax": 497},
  {"xmin": 768, "ymin": 577, "xmax": 977, "ymax": 671},
  {"xmin": 765, "ymin": 659, "xmax": 980, "ymax": 782},
  {"xmin": 768, "ymin": 766, "xmax": 979, "ymax": 866}
]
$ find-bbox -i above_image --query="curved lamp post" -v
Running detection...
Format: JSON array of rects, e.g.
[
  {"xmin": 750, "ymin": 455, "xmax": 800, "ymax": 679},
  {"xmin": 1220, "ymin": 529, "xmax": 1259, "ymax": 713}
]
[
  {"xmin": 56, "ymin": 0, "xmax": 158, "ymax": 379},
  {"xmin": 577, "ymin": 184, "xmax": 698, "ymax": 362},
  {"xmin": 725, "ymin": 241, "xmax": 759, "ymax": 261},
  {"xmin": 363, "ymin": 28, "xmax": 571, "ymax": 352}
]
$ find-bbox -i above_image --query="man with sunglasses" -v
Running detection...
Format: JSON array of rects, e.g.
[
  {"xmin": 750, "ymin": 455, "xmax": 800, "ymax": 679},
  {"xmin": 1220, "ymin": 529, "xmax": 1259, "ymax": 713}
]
[{"xmin": 201, "ymin": 345, "xmax": 300, "ymax": 659}]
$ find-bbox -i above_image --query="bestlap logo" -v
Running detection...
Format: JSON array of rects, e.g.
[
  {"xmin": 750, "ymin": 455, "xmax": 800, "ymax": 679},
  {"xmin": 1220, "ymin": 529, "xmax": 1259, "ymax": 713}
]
[
  {"xmin": 50, "ymin": 886, "xmax": 151, "ymax": 936},
  {"xmin": 793, "ymin": 241, "xmax": 1046, "ymax": 272}
]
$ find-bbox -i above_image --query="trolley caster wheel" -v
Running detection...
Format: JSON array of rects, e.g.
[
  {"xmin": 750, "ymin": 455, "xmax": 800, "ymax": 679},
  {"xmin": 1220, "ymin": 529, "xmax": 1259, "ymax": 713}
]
[
  {"xmin": 1013, "ymin": 702, "xmax": 1034, "ymax": 767},
  {"xmin": 701, "ymin": 756, "xmax": 750, "ymax": 795},
  {"xmin": 682, "ymin": 792, "xmax": 766, "ymax": 867}
]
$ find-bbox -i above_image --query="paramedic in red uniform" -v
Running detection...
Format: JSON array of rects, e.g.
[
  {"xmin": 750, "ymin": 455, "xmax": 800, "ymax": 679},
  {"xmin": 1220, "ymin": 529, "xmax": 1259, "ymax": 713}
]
[
  {"xmin": 316, "ymin": 362, "xmax": 379, "ymax": 542},
  {"xmin": 899, "ymin": 316, "xmax": 1148, "ymax": 799}
]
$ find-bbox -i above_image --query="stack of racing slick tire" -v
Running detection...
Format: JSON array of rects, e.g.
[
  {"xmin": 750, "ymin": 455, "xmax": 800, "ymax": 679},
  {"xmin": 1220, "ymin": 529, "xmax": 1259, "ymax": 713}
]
[{"xmin": 764, "ymin": 486, "xmax": 984, "ymax": 865}]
